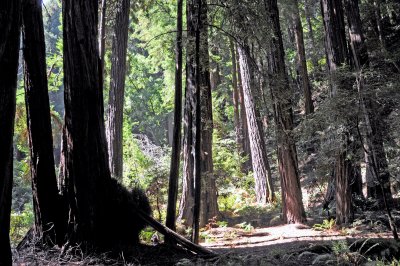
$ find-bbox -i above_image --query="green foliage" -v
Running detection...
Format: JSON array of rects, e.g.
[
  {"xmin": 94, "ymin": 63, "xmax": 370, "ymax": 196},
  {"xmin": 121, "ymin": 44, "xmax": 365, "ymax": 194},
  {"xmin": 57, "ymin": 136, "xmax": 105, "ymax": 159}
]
[
  {"xmin": 216, "ymin": 220, "xmax": 228, "ymax": 228},
  {"xmin": 139, "ymin": 227, "xmax": 159, "ymax": 244},
  {"xmin": 236, "ymin": 222, "xmax": 254, "ymax": 232},
  {"xmin": 10, "ymin": 203, "xmax": 34, "ymax": 246},
  {"xmin": 313, "ymin": 218, "xmax": 336, "ymax": 231}
]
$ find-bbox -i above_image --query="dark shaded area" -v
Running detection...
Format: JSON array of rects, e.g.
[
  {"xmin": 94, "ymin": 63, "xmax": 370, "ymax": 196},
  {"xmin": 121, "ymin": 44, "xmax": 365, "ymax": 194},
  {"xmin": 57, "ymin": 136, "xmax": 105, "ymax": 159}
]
[{"xmin": 104, "ymin": 178, "xmax": 152, "ymax": 247}]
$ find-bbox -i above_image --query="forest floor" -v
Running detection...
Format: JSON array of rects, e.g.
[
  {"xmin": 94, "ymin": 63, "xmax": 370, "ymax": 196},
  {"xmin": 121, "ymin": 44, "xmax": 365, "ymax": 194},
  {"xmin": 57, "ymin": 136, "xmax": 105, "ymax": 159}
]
[{"xmin": 13, "ymin": 206, "xmax": 400, "ymax": 265}]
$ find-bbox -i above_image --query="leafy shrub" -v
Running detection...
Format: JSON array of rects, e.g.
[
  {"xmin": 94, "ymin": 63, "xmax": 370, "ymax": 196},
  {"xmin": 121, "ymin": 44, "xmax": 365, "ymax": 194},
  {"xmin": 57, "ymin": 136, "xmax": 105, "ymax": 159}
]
[
  {"xmin": 313, "ymin": 218, "xmax": 336, "ymax": 231},
  {"xmin": 10, "ymin": 203, "xmax": 34, "ymax": 246}
]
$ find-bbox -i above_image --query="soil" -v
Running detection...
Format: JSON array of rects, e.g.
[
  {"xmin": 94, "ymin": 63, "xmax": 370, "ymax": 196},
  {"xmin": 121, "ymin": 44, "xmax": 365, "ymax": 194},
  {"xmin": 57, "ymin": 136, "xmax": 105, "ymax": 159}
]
[{"xmin": 13, "ymin": 209, "xmax": 399, "ymax": 265}]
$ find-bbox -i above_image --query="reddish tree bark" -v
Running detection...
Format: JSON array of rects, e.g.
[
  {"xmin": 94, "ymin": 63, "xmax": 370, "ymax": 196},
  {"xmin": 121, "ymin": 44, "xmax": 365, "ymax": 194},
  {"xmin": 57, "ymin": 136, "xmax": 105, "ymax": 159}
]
[
  {"xmin": 264, "ymin": 0, "xmax": 306, "ymax": 223},
  {"xmin": 292, "ymin": 0, "xmax": 314, "ymax": 114},
  {"xmin": 22, "ymin": 0, "xmax": 63, "ymax": 244},
  {"xmin": 107, "ymin": 0, "xmax": 131, "ymax": 180},
  {"xmin": 321, "ymin": 0, "xmax": 353, "ymax": 225},
  {"xmin": 61, "ymin": 0, "xmax": 111, "ymax": 244}
]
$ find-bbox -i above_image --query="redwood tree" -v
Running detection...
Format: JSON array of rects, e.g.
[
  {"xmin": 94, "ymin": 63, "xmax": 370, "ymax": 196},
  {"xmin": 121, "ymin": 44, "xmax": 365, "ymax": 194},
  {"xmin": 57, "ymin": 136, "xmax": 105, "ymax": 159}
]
[
  {"xmin": 107, "ymin": 0, "xmax": 131, "ymax": 180},
  {"xmin": 166, "ymin": 0, "xmax": 183, "ymax": 234},
  {"xmin": 179, "ymin": 0, "xmax": 218, "ymax": 230},
  {"xmin": 321, "ymin": 0, "xmax": 353, "ymax": 225},
  {"xmin": 292, "ymin": 0, "xmax": 314, "ymax": 114},
  {"xmin": 198, "ymin": 0, "xmax": 218, "ymax": 227},
  {"xmin": 237, "ymin": 43, "xmax": 275, "ymax": 204},
  {"xmin": 0, "ymin": 1, "xmax": 21, "ymax": 263},
  {"xmin": 61, "ymin": 0, "xmax": 111, "ymax": 244},
  {"xmin": 22, "ymin": 0, "xmax": 64, "ymax": 244},
  {"xmin": 264, "ymin": 0, "xmax": 306, "ymax": 223}
]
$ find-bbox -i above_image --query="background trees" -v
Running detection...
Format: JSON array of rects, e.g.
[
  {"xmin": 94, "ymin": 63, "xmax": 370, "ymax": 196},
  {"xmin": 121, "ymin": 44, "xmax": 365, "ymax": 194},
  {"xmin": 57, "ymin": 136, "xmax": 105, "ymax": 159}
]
[{"xmin": 2, "ymin": 0, "xmax": 400, "ymax": 261}]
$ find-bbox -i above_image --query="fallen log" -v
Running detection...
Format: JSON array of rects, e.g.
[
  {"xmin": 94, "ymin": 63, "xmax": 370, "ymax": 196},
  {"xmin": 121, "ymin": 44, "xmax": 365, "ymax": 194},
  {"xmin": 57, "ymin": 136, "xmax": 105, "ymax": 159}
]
[{"xmin": 136, "ymin": 208, "xmax": 217, "ymax": 256}]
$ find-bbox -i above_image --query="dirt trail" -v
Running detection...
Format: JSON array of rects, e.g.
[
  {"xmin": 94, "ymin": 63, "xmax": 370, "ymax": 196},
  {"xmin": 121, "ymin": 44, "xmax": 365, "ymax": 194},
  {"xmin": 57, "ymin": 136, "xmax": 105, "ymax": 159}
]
[{"xmin": 201, "ymin": 223, "xmax": 392, "ymax": 249}]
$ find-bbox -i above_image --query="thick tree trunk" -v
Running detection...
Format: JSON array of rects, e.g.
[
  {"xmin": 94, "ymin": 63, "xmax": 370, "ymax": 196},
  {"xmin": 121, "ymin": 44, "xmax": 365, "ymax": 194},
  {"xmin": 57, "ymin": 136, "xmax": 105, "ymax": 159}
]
[
  {"xmin": 107, "ymin": 0, "xmax": 130, "ymax": 180},
  {"xmin": 335, "ymin": 148, "xmax": 354, "ymax": 225},
  {"xmin": 166, "ymin": 0, "xmax": 183, "ymax": 234},
  {"xmin": 62, "ymin": 0, "xmax": 111, "ymax": 245},
  {"xmin": 198, "ymin": 0, "xmax": 218, "ymax": 227},
  {"xmin": 0, "ymin": 1, "xmax": 21, "ymax": 263},
  {"xmin": 264, "ymin": 0, "xmax": 306, "ymax": 223},
  {"xmin": 321, "ymin": 0, "xmax": 353, "ymax": 225},
  {"xmin": 292, "ymin": 0, "xmax": 314, "ymax": 115},
  {"xmin": 237, "ymin": 44, "xmax": 275, "ymax": 204},
  {"xmin": 22, "ymin": 0, "xmax": 63, "ymax": 244},
  {"xmin": 236, "ymin": 47, "xmax": 252, "ymax": 172},
  {"xmin": 179, "ymin": 0, "xmax": 218, "ymax": 231},
  {"xmin": 345, "ymin": 0, "xmax": 392, "ymax": 206},
  {"xmin": 321, "ymin": 0, "xmax": 348, "ymax": 94},
  {"xmin": 178, "ymin": 0, "xmax": 196, "ymax": 228},
  {"xmin": 178, "ymin": 82, "xmax": 195, "ymax": 226}
]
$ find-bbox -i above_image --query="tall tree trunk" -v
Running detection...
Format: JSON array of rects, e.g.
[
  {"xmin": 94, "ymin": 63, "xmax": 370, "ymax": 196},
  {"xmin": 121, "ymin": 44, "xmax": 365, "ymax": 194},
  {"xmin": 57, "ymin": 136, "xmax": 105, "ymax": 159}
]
[
  {"xmin": 292, "ymin": 0, "xmax": 314, "ymax": 114},
  {"xmin": 321, "ymin": 0, "xmax": 353, "ymax": 225},
  {"xmin": 237, "ymin": 44, "xmax": 275, "ymax": 204},
  {"xmin": 264, "ymin": 0, "xmax": 306, "ymax": 223},
  {"xmin": 236, "ymin": 47, "xmax": 252, "ymax": 172},
  {"xmin": 178, "ymin": 79, "xmax": 195, "ymax": 226},
  {"xmin": 230, "ymin": 40, "xmax": 243, "ymax": 156},
  {"xmin": 179, "ymin": 0, "xmax": 218, "ymax": 231},
  {"xmin": 198, "ymin": 0, "xmax": 218, "ymax": 227},
  {"xmin": 0, "ymin": 1, "xmax": 21, "ymax": 263},
  {"xmin": 345, "ymin": 0, "xmax": 393, "ymax": 206},
  {"xmin": 335, "ymin": 148, "xmax": 354, "ymax": 225},
  {"xmin": 166, "ymin": 0, "xmax": 183, "ymax": 235},
  {"xmin": 178, "ymin": 0, "xmax": 196, "ymax": 228},
  {"xmin": 22, "ymin": 0, "xmax": 63, "ymax": 244},
  {"xmin": 62, "ymin": 0, "xmax": 111, "ymax": 245},
  {"xmin": 107, "ymin": 0, "xmax": 130, "ymax": 180},
  {"xmin": 321, "ymin": 0, "xmax": 348, "ymax": 95}
]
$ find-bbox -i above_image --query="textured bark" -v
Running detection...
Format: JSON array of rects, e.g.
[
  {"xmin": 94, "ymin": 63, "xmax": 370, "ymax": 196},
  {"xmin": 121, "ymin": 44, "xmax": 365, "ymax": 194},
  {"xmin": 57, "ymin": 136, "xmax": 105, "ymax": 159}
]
[
  {"xmin": 335, "ymin": 150, "xmax": 354, "ymax": 225},
  {"xmin": 236, "ymin": 47, "xmax": 252, "ymax": 172},
  {"xmin": 0, "ymin": 1, "xmax": 20, "ymax": 264},
  {"xmin": 62, "ymin": 0, "xmax": 111, "ymax": 244},
  {"xmin": 178, "ymin": 0, "xmax": 196, "ymax": 228},
  {"xmin": 321, "ymin": 0, "xmax": 348, "ymax": 94},
  {"xmin": 178, "ymin": 81, "xmax": 195, "ymax": 226},
  {"xmin": 166, "ymin": 0, "xmax": 183, "ymax": 234},
  {"xmin": 22, "ymin": 0, "xmax": 63, "ymax": 244},
  {"xmin": 292, "ymin": 0, "xmax": 314, "ymax": 114},
  {"xmin": 107, "ymin": 0, "xmax": 130, "ymax": 180},
  {"xmin": 198, "ymin": 0, "xmax": 218, "ymax": 227},
  {"xmin": 345, "ymin": 0, "xmax": 392, "ymax": 205},
  {"xmin": 237, "ymin": 44, "xmax": 275, "ymax": 204},
  {"xmin": 179, "ymin": 0, "xmax": 218, "ymax": 231},
  {"xmin": 321, "ymin": 0, "xmax": 353, "ymax": 225},
  {"xmin": 265, "ymin": 0, "xmax": 306, "ymax": 223},
  {"xmin": 191, "ymin": 0, "xmax": 202, "ymax": 243}
]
